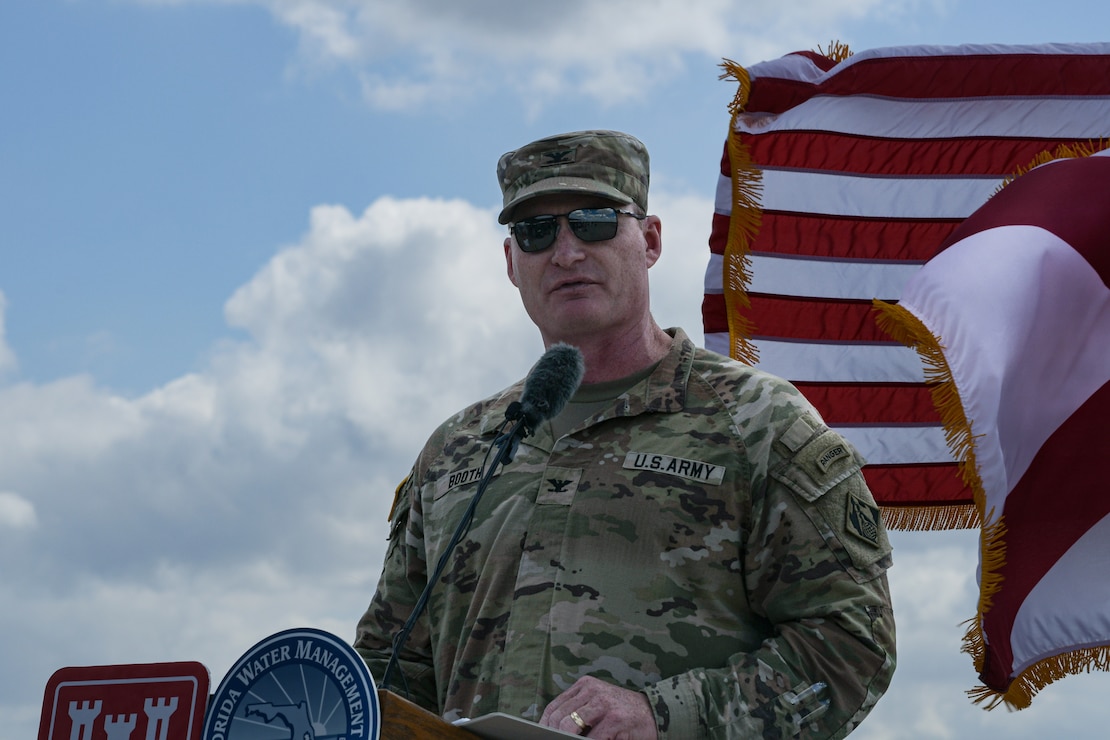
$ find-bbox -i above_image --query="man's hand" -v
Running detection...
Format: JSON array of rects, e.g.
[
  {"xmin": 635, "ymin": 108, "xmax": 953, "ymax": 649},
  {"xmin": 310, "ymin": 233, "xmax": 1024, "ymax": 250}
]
[{"xmin": 539, "ymin": 676, "xmax": 658, "ymax": 739}]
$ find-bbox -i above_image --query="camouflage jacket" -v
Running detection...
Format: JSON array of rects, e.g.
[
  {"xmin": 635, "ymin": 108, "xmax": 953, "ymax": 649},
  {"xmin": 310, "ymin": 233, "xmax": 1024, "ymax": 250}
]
[{"xmin": 355, "ymin": 328, "xmax": 896, "ymax": 738}]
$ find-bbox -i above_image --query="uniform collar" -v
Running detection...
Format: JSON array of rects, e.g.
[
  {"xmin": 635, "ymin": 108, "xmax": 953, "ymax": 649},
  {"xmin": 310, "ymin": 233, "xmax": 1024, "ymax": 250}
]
[{"xmin": 477, "ymin": 327, "xmax": 694, "ymax": 438}]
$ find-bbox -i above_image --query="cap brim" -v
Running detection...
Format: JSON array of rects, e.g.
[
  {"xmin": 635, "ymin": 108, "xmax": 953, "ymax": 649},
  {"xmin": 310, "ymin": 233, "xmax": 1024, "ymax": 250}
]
[{"xmin": 497, "ymin": 177, "xmax": 632, "ymax": 224}]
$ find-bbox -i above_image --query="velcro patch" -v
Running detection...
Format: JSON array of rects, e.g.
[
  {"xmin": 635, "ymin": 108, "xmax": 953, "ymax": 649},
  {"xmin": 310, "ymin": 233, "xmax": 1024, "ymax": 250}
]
[
  {"xmin": 815, "ymin": 442, "xmax": 851, "ymax": 473},
  {"xmin": 781, "ymin": 415, "xmax": 817, "ymax": 452},
  {"xmin": 388, "ymin": 474, "xmax": 410, "ymax": 522},
  {"xmin": 434, "ymin": 465, "xmax": 484, "ymax": 499},
  {"xmin": 541, "ymin": 147, "xmax": 576, "ymax": 167},
  {"xmin": 537, "ymin": 466, "xmax": 582, "ymax": 505},
  {"xmin": 623, "ymin": 452, "xmax": 725, "ymax": 485},
  {"xmin": 846, "ymin": 491, "xmax": 882, "ymax": 547}
]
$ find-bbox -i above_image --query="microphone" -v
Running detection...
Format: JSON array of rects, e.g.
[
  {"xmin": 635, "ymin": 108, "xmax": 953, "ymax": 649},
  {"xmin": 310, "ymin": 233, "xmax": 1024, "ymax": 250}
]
[
  {"xmin": 380, "ymin": 344, "xmax": 585, "ymax": 692},
  {"xmin": 504, "ymin": 343, "xmax": 586, "ymax": 455}
]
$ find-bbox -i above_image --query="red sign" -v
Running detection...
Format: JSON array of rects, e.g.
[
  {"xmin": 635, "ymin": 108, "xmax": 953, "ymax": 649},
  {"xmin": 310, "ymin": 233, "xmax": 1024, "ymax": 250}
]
[{"xmin": 39, "ymin": 662, "xmax": 209, "ymax": 740}]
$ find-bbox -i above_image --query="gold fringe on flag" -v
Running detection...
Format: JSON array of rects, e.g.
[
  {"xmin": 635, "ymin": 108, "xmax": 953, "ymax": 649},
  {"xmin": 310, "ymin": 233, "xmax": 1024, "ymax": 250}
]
[
  {"xmin": 995, "ymin": 139, "xmax": 1110, "ymax": 194},
  {"xmin": 816, "ymin": 40, "xmax": 853, "ymax": 63},
  {"xmin": 715, "ymin": 44, "xmax": 856, "ymax": 366},
  {"xmin": 871, "ymin": 300, "xmax": 991, "ymax": 515},
  {"xmin": 721, "ymin": 120, "xmax": 762, "ymax": 365},
  {"xmin": 872, "ymin": 299, "xmax": 1016, "ymax": 694},
  {"xmin": 716, "ymin": 60, "xmax": 762, "ymax": 366},
  {"xmin": 967, "ymin": 645, "xmax": 1110, "ymax": 710},
  {"xmin": 718, "ymin": 59, "xmax": 752, "ymax": 119},
  {"xmin": 881, "ymin": 503, "xmax": 980, "ymax": 532}
]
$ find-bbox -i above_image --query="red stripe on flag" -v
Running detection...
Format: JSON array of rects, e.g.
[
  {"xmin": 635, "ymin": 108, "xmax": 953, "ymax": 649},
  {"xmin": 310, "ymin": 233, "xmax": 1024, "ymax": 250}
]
[
  {"xmin": 748, "ymin": 50, "xmax": 1110, "ymax": 113},
  {"xmin": 978, "ymin": 379, "xmax": 1110, "ymax": 692},
  {"xmin": 862, "ymin": 463, "xmax": 972, "ymax": 507},
  {"xmin": 748, "ymin": 294, "xmax": 897, "ymax": 342},
  {"xmin": 744, "ymin": 132, "xmax": 1096, "ymax": 176},
  {"xmin": 792, "ymin": 381, "xmax": 941, "ymax": 425},
  {"xmin": 702, "ymin": 293, "xmax": 727, "ymax": 334},
  {"xmin": 705, "ymin": 293, "xmax": 902, "ymax": 343},
  {"xmin": 822, "ymin": 52, "xmax": 1110, "ymax": 98},
  {"xmin": 708, "ymin": 212, "xmax": 731, "ymax": 255},
  {"xmin": 710, "ymin": 212, "xmax": 959, "ymax": 260}
]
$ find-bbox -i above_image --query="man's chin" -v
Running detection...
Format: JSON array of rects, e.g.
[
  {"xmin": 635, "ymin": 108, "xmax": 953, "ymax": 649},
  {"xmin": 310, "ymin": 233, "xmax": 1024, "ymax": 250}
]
[{"xmin": 541, "ymin": 307, "xmax": 608, "ymax": 339}]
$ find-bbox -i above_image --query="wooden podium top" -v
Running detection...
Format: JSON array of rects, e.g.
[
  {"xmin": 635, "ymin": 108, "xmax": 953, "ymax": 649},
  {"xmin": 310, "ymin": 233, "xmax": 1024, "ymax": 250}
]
[{"xmin": 378, "ymin": 689, "xmax": 476, "ymax": 739}]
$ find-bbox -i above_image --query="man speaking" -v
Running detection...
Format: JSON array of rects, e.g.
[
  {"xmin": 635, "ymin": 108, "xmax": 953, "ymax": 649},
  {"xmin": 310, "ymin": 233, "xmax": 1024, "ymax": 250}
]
[{"xmin": 353, "ymin": 130, "xmax": 896, "ymax": 739}]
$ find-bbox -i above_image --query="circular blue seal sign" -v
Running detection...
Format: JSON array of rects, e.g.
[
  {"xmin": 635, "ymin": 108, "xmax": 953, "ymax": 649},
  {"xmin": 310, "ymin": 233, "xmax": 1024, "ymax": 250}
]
[{"xmin": 203, "ymin": 627, "xmax": 380, "ymax": 740}]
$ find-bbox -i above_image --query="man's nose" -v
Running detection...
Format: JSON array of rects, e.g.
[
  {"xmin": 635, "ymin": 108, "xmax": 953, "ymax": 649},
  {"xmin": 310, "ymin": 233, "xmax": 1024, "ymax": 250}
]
[{"xmin": 549, "ymin": 217, "xmax": 588, "ymax": 264}]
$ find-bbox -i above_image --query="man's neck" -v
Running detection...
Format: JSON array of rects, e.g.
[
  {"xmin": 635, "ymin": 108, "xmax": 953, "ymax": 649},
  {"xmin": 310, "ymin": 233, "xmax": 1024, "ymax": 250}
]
[{"xmin": 549, "ymin": 323, "xmax": 673, "ymax": 384}]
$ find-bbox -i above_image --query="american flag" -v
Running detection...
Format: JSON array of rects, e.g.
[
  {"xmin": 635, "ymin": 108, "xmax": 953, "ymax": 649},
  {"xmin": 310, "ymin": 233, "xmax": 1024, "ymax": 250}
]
[
  {"xmin": 703, "ymin": 42, "xmax": 1110, "ymax": 531},
  {"xmin": 877, "ymin": 148, "xmax": 1110, "ymax": 708}
]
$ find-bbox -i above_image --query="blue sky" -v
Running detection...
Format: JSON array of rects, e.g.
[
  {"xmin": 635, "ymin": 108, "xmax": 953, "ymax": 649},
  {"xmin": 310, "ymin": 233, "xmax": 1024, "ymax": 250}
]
[{"xmin": 2, "ymin": 1, "xmax": 1108, "ymax": 738}]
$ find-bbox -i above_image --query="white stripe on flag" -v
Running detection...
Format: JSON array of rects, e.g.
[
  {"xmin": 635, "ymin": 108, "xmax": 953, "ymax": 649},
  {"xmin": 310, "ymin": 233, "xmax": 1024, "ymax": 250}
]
[
  {"xmin": 747, "ymin": 254, "xmax": 923, "ymax": 300},
  {"xmin": 712, "ymin": 172, "xmax": 731, "ymax": 214},
  {"xmin": 704, "ymin": 332, "xmax": 730, "ymax": 357},
  {"xmin": 707, "ymin": 333, "xmax": 928, "ymax": 384},
  {"xmin": 1010, "ymin": 512, "xmax": 1110, "ymax": 674},
  {"xmin": 759, "ymin": 169, "xmax": 1002, "ymax": 218},
  {"xmin": 832, "ymin": 41, "xmax": 1110, "ymax": 60},
  {"xmin": 734, "ymin": 96, "xmax": 1110, "ymax": 140},
  {"xmin": 703, "ymin": 254, "xmax": 924, "ymax": 299},
  {"xmin": 752, "ymin": 339, "xmax": 927, "ymax": 384},
  {"xmin": 703, "ymin": 253, "xmax": 722, "ymax": 293},
  {"xmin": 712, "ymin": 168, "xmax": 1002, "ymax": 219},
  {"xmin": 835, "ymin": 425, "xmax": 956, "ymax": 466}
]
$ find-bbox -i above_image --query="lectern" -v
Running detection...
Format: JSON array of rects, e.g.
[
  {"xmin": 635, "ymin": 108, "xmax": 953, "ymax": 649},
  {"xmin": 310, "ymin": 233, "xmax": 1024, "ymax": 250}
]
[{"xmin": 377, "ymin": 689, "xmax": 476, "ymax": 739}]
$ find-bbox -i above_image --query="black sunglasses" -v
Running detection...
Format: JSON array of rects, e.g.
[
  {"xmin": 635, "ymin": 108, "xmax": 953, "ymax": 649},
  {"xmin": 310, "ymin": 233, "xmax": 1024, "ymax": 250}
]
[{"xmin": 510, "ymin": 207, "xmax": 646, "ymax": 253}]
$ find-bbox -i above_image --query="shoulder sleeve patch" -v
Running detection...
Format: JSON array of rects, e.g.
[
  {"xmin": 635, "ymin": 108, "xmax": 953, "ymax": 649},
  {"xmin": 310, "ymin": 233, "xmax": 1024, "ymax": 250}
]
[
  {"xmin": 771, "ymin": 427, "xmax": 892, "ymax": 578},
  {"xmin": 846, "ymin": 490, "xmax": 882, "ymax": 547},
  {"xmin": 388, "ymin": 473, "xmax": 412, "ymax": 523},
  {"xmin": 827, "ymin": 476, "xmax": 892, "ymax": 575},
  {"xmin": 772, "ymin": 428, "xmax": 862, "ymax": 503},
  {"xmin": 815, "ymin": 441, "xmax": 851, "ymax": 473}
]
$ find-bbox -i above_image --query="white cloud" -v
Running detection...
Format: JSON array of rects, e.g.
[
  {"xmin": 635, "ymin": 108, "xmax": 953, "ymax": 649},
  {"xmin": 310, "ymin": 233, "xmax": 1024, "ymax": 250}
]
[
  {"xmin": 0, "ymin": 491, "xmax": 37, "ymax": 529},
  {"xmin": 140, "ymin": 0, "xmax": 904, "ymax": 110},
  {"xmin": 0, "ymin": 195, "xmax": 544, "ymax": 736},
  {"xmin": 0, "ymin": 291, "xmax": 16, "ymax": 376}
]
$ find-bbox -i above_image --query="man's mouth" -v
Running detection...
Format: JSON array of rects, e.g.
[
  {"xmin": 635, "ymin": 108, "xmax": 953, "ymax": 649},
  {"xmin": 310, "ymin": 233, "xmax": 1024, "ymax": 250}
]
[{"xmin": 553, "ymin": 278, "xmax": 594, "ymax": 292}]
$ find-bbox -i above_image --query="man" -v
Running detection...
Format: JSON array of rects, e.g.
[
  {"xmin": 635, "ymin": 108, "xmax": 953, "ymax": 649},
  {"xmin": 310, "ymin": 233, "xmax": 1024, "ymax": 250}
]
[{"xmin": 354, "ymin": 130, "xmax": 896, "ymax": 738}]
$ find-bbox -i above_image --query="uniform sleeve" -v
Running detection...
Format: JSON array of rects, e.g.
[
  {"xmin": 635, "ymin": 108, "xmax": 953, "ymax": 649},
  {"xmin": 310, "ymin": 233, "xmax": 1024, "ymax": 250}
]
[
  {"xmin": 353, "ymin": 470, "xmax": 441, "ymax": 713},
  {"xmin": 642, "ymin": 422, "xmax": 896, "ymax": 739}
]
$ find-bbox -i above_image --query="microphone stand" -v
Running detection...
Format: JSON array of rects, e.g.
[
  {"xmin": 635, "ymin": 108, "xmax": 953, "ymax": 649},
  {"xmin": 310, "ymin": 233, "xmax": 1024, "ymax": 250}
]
[{"xmin": 380, "ymin": 402, "xmax": 534, "ymax": 693}]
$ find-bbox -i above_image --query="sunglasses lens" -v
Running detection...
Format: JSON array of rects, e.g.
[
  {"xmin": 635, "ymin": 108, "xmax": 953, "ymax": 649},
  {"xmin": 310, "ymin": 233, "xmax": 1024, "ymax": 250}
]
[
  {"xmin": 567, "ymin": 208, "xmax": 619, "ymax": 242},
  {"xmin": 511, "ymin": 208, "xmax": 623, "ymax": 252},
  {"xmin": 513, "ymin": 217, "xmax": 558, "ymax": 252}
]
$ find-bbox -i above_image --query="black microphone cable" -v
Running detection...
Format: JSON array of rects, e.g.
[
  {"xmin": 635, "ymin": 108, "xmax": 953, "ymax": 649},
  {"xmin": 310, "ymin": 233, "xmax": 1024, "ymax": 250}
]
[{"xmin": 380, "ymin": 344, "xmax": 584, "ymax": 695}]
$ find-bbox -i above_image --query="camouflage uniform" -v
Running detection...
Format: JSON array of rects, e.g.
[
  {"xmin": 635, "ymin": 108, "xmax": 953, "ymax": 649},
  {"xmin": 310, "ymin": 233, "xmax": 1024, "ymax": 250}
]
[{"xmin": 355, "ymin": 328, "xmax": 896, "ymax": 739}]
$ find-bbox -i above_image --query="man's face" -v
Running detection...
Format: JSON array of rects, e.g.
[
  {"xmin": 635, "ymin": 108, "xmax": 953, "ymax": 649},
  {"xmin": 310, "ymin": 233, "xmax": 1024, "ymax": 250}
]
[{"xmin": 503, "ymin": 194, "xmax": 662, "ymax": 346}]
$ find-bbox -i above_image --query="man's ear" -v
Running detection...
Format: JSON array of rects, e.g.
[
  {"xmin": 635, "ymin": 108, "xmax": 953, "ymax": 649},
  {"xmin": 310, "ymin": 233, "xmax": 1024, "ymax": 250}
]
[
  {"xmin": 504, "ymin": 237, "xmax": 519, "ymax": 287},
  {"xmin": 643, "ymin": 215, "xmax": 662, "ymax": 268}
]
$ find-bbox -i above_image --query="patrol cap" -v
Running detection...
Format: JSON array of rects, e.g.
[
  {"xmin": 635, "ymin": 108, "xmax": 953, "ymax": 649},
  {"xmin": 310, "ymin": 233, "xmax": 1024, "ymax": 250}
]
[{"xmin": 496, "ymin": 130, "xmax": 649, "ymax": 224}]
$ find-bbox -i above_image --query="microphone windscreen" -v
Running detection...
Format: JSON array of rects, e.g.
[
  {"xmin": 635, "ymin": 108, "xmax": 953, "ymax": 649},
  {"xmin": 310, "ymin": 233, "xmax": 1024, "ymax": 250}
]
[{"xmin": 519, "ymin": 344, "xmax": 585, "ymax": 426}]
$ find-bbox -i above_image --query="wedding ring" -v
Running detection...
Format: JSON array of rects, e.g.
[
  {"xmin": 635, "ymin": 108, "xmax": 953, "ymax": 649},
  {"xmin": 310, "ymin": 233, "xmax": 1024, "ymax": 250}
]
[{"xmin": 570, "ymin": 710, "xmax": 589, "ymax": 731}]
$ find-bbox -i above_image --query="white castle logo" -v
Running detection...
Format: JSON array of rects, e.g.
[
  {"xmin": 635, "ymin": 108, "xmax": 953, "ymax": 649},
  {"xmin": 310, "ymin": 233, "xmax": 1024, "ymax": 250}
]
[{"xmin": 66, "ymin": 696, "xmax": 180, "ymax": 740}]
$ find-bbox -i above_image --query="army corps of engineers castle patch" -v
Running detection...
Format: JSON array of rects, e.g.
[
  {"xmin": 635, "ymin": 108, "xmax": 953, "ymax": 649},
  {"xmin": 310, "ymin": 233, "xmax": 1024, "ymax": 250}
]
[{"xmin": 203, "ymin": 628, "xmax": 380, "ymax": 740}]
